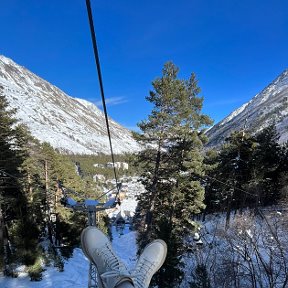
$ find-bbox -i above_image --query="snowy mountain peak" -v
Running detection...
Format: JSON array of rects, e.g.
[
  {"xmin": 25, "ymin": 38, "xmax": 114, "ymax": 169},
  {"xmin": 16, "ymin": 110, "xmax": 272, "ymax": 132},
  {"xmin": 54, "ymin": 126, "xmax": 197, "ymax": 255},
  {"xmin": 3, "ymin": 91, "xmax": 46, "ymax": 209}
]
[
  {"xmin": 207, "ymin": 69, "xmax": 288, "ymax": 147},
  {"xmin": 0, "ymin": 54, "xmax": 14, "ymax": 65},
  {"xmin": 0, "ymin": 55, "xmax": 140, "ymax": 154}
]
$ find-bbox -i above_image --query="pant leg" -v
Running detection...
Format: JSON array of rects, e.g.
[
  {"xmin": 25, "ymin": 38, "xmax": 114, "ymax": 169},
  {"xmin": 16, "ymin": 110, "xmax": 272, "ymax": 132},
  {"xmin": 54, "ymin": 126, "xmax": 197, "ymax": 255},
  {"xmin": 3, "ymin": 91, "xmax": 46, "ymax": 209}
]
[{"xmin": 115, "ymin": 281, "xmax": 134, "ymax": 288}]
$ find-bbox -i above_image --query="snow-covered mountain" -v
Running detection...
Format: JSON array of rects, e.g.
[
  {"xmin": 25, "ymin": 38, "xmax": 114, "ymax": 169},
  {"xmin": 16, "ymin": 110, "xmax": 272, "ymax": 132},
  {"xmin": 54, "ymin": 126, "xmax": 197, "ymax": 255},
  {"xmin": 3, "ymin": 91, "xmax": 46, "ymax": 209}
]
[
  {"xmin": 206, "ymin": 69, "xmax": 288, "ymax": 147},
  {"xmin": 0, "ymin": 55, "xmax": 140, "ymax": 154}
]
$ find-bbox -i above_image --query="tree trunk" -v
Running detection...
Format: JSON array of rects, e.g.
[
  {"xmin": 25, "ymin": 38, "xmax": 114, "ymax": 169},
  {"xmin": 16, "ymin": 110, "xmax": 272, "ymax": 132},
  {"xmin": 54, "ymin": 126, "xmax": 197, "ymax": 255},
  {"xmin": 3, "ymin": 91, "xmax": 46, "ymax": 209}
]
[
  {"xmin": 146, "ymin": 146, "xmax": 161, "ymax": 235},
  {"xmin": 225, "ymin": 187, "xmax": 234, "ymax": 230},
  {"xmin": 0, "ymin": 206, "xmax": 9, "ymax": 275},
  {"xmin": 0, "ymin": 205, "xmax": 4, "ymax": 274}
]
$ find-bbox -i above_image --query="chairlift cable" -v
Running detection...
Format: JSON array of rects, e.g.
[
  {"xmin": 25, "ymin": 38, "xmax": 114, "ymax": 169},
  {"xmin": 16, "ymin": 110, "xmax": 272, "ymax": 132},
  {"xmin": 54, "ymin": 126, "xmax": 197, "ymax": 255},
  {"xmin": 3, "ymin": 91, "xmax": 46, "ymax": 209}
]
[
  {"xmin": 85, "ymin": 0, "xmax": 120, "ymax": 199},
  {"xmin": 0, "ymin": 167, "xmax": 258, "ymax": 199},
  {"xmin": 96, "ymin": 183, "xmax": 122, "ymax": 201},
  {"xmin": 203, "ymin": 174, "xmax": 257, "ymax": 197}
]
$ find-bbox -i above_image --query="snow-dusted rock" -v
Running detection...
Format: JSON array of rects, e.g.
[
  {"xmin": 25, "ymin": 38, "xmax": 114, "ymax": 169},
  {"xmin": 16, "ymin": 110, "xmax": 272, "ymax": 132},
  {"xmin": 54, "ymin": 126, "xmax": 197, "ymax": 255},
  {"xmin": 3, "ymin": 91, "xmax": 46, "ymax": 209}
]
[
  {"xmin": 206, "ymin": 69, "xmax": 288, "ymax": 147},
  {"xmin": 0, "ymin": 55, "xmax": 141, "ymax": 154}
]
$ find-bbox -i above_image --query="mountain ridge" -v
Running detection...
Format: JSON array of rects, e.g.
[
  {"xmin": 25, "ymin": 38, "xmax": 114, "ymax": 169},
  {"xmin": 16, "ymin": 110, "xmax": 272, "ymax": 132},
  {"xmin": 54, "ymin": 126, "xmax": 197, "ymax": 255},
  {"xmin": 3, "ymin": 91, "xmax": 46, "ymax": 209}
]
[
  {"xmin": 0, "ymin": 55, "xmax": 140, "ymax": 154},
  {"xmin": 206, "ymin": 69, "xmax": 288, "ymax": 147}
]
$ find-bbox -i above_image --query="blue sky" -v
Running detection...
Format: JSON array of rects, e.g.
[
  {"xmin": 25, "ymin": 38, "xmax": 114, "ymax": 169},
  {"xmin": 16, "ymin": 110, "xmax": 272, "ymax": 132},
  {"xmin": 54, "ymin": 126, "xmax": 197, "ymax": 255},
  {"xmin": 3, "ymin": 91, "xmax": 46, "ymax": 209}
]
[{"xmin": 1, "ymin": 0, "xmax": 288, "ymax": 130}]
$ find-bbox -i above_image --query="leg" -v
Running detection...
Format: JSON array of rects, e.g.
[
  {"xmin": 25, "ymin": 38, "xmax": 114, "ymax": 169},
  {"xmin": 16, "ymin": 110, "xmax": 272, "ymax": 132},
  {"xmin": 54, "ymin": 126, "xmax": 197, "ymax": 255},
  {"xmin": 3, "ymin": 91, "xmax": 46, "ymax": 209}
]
[
  {"xmin": 81, "ymin": 227, "xmax": 167, "ymax": 288},
  {"xmin": 81, "ymin": 227, "xmax": 134, "ymax": 288},
  {"xmin": 115, "ymin": 281, "xmax": 135, "ymax": 288}
]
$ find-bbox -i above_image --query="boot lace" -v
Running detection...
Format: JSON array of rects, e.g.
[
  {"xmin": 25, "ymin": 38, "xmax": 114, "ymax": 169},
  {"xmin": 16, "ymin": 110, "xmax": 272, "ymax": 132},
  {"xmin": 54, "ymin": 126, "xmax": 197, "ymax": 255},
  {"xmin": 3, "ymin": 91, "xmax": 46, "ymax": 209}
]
[
  {"xmin": 94, "ymin": 243, "xmax": 128, "ymax": 273},
  {"xmin": 132, "ymin": 257, "xmax": 156, "ymax": 288}
]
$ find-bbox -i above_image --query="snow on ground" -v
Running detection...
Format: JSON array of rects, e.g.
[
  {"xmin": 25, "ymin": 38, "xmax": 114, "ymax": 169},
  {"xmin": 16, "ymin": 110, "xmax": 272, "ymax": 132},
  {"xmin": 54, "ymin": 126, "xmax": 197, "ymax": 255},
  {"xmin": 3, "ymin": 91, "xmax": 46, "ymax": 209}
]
[
  {"xmin": 0, "ymin": 228, "xmax": 137, "ymax": 288},
  {"xmin": 180, "ymin": 208, "xmax": 288, "ymax": 288},
  {"xmin": 0, "ymin": 176, "xmax": 142, "ymax": 287},
  {"xmin": 0, "ymin": 248, "xmax": 89, "ymax": 288},
  {"xmin": 111, "ymin": 226, "xmax": 138, "ymax": 270}
]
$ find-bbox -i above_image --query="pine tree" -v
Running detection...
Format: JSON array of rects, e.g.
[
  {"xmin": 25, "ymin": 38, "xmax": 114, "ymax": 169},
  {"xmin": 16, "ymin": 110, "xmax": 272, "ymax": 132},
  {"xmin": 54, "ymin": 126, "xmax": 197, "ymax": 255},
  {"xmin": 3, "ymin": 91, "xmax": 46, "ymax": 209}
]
[
  {"xmin": 28, "ymin": 142, "xmax": 89, "ymax": 248},
  {"xmin": 0, "ymin": 92, "xmax": 40, "ymax": 274},
  {"xmin": 253, "ymin": 125, "xmax": 282, "ymax": 205},
  {"xmin": 134, "ymin": 62, "xmax": 212, "ymax": 287},
  {"xmin": 217, "ymin": 132, "xmax": 258, "ymax": 225},
  {"xmin": 278, "ymin": 141, "xmax": 288, "ymax": 203},
  {"xmin": 205, "ymin": 125, "xmax": 284, "ymax": 221},
  {"xmin": 202, "ymin": 148, "xmax": 220, "ymax": 215},
  {"xmin": 190, "ymin": 264, "xmax": 211, "ymax": 288}
]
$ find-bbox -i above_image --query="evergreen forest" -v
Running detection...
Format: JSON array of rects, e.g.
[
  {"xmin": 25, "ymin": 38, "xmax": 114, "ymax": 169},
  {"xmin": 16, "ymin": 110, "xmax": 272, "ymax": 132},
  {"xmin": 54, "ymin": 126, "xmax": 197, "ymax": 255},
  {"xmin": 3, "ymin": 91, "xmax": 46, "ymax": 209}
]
[
  {"xmin": 0, "ymin": 91, "xmax": 129, "ymax": 279},
  {"xmin": 133, "ymin": 62, "xmax": 288, "ymax": 287},
  {"xmin": 1, "ymin": 62, "xmax": 288, "ymax": 287}
]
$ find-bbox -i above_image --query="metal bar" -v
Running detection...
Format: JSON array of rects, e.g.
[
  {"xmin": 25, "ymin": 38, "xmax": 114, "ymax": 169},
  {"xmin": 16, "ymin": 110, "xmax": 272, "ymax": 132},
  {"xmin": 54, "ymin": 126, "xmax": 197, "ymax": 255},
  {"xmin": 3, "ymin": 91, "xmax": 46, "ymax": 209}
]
[
  {"xmin": 87, "ymin": 209, "xmax": 98, "ymax": 288},
  {"xmin": 88, "ymin": 262, "xmax": 98, "ymax": 288}
]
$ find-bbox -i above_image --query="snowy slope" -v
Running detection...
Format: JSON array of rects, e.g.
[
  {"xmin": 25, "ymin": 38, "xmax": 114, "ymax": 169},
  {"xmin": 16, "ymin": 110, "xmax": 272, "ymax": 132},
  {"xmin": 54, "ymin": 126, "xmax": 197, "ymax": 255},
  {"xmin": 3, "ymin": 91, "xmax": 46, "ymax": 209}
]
[
  {"xmin": 0, "ymin": 55, "xmax": 140, "ymax": 154},
  {"xmin": 206, "ymin": 69, "xmax": 288, "ymax": 147},
  {"xmin": 0, "ymin": 232, "xmax": 137, "ymax": 288},
  {"xmin": 0, "ymin": 176, "xmax": 142, "ymax": 288}
]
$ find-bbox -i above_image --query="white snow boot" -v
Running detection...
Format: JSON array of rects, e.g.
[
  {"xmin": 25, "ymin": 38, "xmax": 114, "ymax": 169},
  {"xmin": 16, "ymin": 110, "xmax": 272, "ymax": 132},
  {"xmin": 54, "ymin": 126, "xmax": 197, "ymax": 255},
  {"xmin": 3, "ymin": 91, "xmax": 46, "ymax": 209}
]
[
  {"xmin": 81, "ymin": 226, "xmax": 134, "ymax": 288},
  {"xmin": 132, "ymin": 239, "xmax": 167, "ymax": 288}
]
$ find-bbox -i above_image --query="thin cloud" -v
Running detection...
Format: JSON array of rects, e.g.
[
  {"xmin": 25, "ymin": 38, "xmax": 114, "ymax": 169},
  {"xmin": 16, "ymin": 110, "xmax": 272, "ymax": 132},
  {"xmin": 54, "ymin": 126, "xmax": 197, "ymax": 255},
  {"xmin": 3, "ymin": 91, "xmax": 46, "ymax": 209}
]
[{"xmin": 95, "ymin": 96, "xmax": 128, "ymax": 107}]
